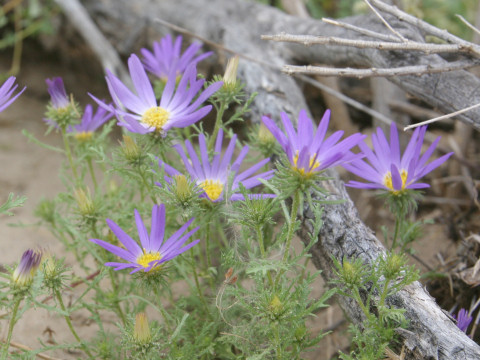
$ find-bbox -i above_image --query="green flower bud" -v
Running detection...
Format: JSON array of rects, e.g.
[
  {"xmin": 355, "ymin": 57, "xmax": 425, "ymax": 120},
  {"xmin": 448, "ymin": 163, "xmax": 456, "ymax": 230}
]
[{"xmin": 133, "ymin": 312, "xmax": 151, "ymax": 345}]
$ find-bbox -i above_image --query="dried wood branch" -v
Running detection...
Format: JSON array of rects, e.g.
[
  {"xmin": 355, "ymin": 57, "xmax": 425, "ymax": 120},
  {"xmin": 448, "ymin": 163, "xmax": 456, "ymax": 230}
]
[
  {"xmin": 456, "ymin": 14, "xmax": 480, "ymax": 38},
  {"xmin": 404, "ymin": 102, "xmax": 480, "ymax": 130},
  {"xmin": 322, "ymin": 17, "xmax": 401, "ymax": 42},
  {"xmin": 364, "ymin": 0, "xmax": 407, "ymax": 41},
  {"xmin": 283, "ymin": 60, "xmax": 480, "ymax": 77},
  {"xmin": 261, "ymin": 33, "xmax": 474, "ymax": 55}
]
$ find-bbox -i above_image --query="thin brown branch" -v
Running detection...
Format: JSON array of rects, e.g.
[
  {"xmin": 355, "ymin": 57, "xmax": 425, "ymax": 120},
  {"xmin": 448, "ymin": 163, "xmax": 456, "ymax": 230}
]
[
  {"xmin": 322, "ymin": 17, "xmax": 402, "ymax": 42},
  {"xmin": 456, "ymin": 14, "xmax": 480, "ymax": 37},
  {"xmin": 283, "ymin": 60, "xmax": 479, "ymax": 78},
  {"xmin": 404, "ymin": 102, "xmax": 480, "ymax": 130},
  {"xmin": 388, "ymin": 100, "xmax": 442, "ymax": 120},
  {"xmin": 364, "ymin": 0, "xmax": 408, "ymax": 41},
  {"xmin": 296, "ymin": 74, "xmax": 394, "ymax": 125},
  {"xmin": 1, "ymin": 339, "xmax": 63, "ymax": 360}
]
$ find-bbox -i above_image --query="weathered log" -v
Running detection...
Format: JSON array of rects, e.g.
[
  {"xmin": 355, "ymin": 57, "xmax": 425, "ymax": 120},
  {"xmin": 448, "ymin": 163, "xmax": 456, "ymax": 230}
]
[{"xmin": 76, "ymin": 0, "xmax": 480, "ymax": 358}]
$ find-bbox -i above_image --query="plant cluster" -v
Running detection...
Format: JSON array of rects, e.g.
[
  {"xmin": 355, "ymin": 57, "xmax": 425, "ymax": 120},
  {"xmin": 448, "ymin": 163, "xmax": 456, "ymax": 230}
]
[{"xmin": 0, "ymin": 33, "xmax": 454, "ymax": 359}]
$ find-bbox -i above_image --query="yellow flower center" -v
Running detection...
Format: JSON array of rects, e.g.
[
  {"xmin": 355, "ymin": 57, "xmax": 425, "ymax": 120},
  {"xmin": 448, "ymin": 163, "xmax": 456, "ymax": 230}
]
[
  {"xmin": 199, "ymin": 179, "xmax": 224, "ymax": 201},
  {"xmin": 141, "ymin": 106, "xmax": 170, "ymax": 130},
  {"xmin": 137, "ymin": 250, "xmax": 162, "ymax": 271},
  {"xmin": 74, "ymin": 131, "xmax": 93, "ymax": 141},
  {"xmin": 292, "ymin": 152, "xmax": 320, "ymax": 176},
  {"xmin": 383, "ymin": 169, "xmax": 408, "ymax": 193}
]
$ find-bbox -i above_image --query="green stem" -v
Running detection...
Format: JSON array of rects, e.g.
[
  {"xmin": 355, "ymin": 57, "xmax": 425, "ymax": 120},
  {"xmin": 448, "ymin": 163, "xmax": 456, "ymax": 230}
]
[
  {"xmin": 391, "ymin": 217, "xmax": 401, "ymax": 250},
  {"xmin": 282, "ymin": 190, "xmax": 300, "ymax": 263},
  {"xmin": 274, "ymin": 323, "xmax": 282, "ymax": 359},
  {"xmin": 208, "ymin": 102, "xmax": 227, "ymax": 152},
  {"xmin": 204, "ymin": 223, "xmax": 215, "ymax": 291},
  {"xmin": 54, "ymin": 290, "xmax": 94, "ymax": 359},
  {"xmin": 2, "ymin": 296, "xmax": 21, "ymax": 360},
  {"xmin": 152, "ymin": 287, "xmax": 173, "ymax": 332},
  {"xmin": 190, "ymin": 251, "xmax": 212, "ymax": 319},
  {"xmin": 86, "ymin": 156, "xmax": 98, "ymax": 190},
  {"xmin": 137, "ymin": 166, "xmax": 156, "ymax": 204},
  {"xmin": 107, "ymin": 268, "xmax": 126, "ymax": 326},
  {"xmin": 353, "ymin": 287, "xmax": 371, "ymax": 319},
  {"xmin": 205, "ymin": 224, "xmax": 212, "ymax": 271},
  {"xmin": 256, "ymin": 225, "xmax": 274, "ymax": 287},
  {"xmin": 379, "ymin": 278, "xmax": 392, "ymax": 311},
  {"xmin": 61, "ymin": 129, "xmax": 79, "ymax": 183}
]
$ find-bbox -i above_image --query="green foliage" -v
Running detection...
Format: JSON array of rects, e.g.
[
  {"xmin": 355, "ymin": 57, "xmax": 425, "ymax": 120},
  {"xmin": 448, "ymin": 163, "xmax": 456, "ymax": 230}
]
[
  {"xmin": 332, "ymin": 252, "xmax": 419, "ymax": 360},
  {"xmin": 418, "ymin": 0, "xmax": 478, "ymax": 40},
  {"xmin": 0, "ymin": 192, "xmax": 26, "ymax": 216}
]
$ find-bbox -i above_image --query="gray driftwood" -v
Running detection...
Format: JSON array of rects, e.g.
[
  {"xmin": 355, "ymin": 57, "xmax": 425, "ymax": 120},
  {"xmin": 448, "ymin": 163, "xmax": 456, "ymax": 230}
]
[{"xmin": 77, "ymin": 0, "xmax": 480, "ymax": 358}]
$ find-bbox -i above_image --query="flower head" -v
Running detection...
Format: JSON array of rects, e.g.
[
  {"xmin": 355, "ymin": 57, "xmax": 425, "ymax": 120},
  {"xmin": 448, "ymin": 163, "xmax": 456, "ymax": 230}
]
[
  {"xmin": 46, "ymin": 77, "xmax": 69, "ymax": 109},
  {"xmin": 262, "ymin": 109, "xmax": 365, "ymax": 177},
  {"xmin": 0, "ymin": 76, "xmax": 26, "ymax": 113},
  {"xmin": 140, "ymin": 34, "xmax": 212, "ymax": 79},
  {"xmin": 158, "ymin": 129, "xmax": 275, "ymax": 202},
  {"xmin": 69, "ymin": 104, "xmax": 113, "ymax": 141},
  {"xmin": 93, "ymin": 54, "xmax": 222, "ymax": 135},
  {"xmin": 90, "ymin": 204, "xmax": 199, "ymax": 274},
  {"xmin": 12, "ymin": 249, "xmax": 43, "ymax": 287},
  {"xmin": 452, "ymin": 308, "xmax": 473, "ymax": 333},
  {"xmin": 343, "ymin": 123, "xmax": 453, "ymax": 193}
]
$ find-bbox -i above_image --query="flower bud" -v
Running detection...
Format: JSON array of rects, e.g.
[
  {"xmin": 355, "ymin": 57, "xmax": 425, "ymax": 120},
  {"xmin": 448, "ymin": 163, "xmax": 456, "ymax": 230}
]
[
  {"xmin": 223, "ymin": 55, "xmax": 239, "ymax": 90},
  {"xmin": 42, "ymin": 253, "xmax": 56, "ymax": 279},
  {"xmin": 73, "ymin": 187, "xmax": 95, "ymax": 217},
  {"xmin": 121, "ymin": 135, "xmax": 142, "ymax": 162},
  {"xmin": 258, "ymin": 123, "xmax": 275, "ymax": 146},
  {"xmin": 133, "ymin": 312, "xmax": 151, "ymax": 345},
  {"xmin": 45, "ymin": 77, "xmax": 80, "ymax": 129},
  {"xmin": 268, "ymin": 295, "xmax": 283, "ymax": 318},
  {"xmin": 12, "ymin": 249, "xmax": 43, "ymax": 288}
]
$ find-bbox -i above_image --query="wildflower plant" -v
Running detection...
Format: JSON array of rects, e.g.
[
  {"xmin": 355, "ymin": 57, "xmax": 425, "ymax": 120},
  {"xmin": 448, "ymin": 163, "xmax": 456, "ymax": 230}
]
[
  {"xmin": 343, "ymin": 123, "xmax": 453, "ymax": 251},
  {"xmin": 332, "ymin": 253, "xmax": 419, "ymax": 360},
  {"xmin": 0, "ymin": 33, "xmax": 445, "ymax": 360}
]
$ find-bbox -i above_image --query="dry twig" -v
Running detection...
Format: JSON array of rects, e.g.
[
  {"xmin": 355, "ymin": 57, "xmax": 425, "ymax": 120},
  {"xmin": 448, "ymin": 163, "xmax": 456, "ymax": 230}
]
[
  {"xmin": 322, "ymin": 17, "xmax": 401, "ymax": 42},
  {"xmin": 404, "ymin": 102, "xmax": 480, "ymax": 131},
  {"xmin": 282, "ymin": 60, "xmax": 479, "ymax": 77}
]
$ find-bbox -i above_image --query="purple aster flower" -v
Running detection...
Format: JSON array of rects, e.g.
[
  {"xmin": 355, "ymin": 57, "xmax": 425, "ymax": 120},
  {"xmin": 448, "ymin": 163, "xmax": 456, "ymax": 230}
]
[
  {"xmin": 12, "ymin": 249, "xmax": 43, "ymax": 287},
  {"xmin": 452, "ymin": 308, "xmax": 473, "ymax": 333},
  {"xmin": 140, "ymin": 34, "xmax": 212, "ymax": 79},
  {"xmin": 158, "ymin": 129, "xmax": 275, "ymax": 202},
  {"xmin": 90, "ymin": 204, "xmax": 199, "ymax": 274},
  {"xmin": 46, "ymin": 77, "xmax": 69, "ymax": 109},
  {"xmin": 92, "ymin": 54, "xmax": 222, "ymax": 135},
  {"xmin": 343, "ymin": 123, "xmax": 453, "ymax": 193},
  {"xmin": 262, "ymin": 109, "xmax": 366, "ymax": 176},
  {"xmin": 0, "ymin": 76, "xmax": 26, "ymax": 113},
  {"xmin": 69, "ymin": 104, "xmax": 113, "ymax": 140}
]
